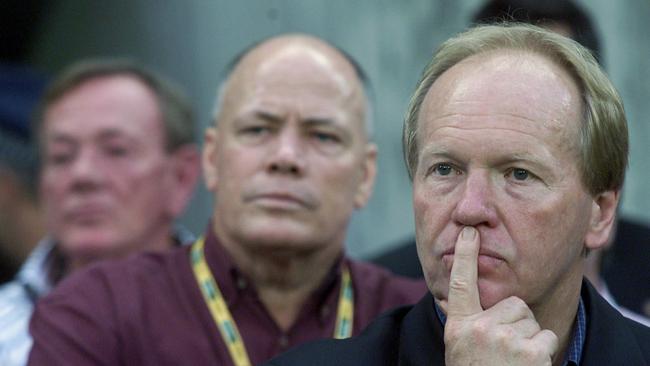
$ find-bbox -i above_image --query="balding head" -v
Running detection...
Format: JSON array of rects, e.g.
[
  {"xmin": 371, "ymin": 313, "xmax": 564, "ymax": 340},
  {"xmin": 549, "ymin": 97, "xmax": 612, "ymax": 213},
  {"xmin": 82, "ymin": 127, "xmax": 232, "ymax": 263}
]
[
  {"xmin": 202, "ymin": 34, "xmax": 377, "ymax": 255},
  {"xmin": 213, "ymin": 34, "xmax": 371, "ymax": 138}
]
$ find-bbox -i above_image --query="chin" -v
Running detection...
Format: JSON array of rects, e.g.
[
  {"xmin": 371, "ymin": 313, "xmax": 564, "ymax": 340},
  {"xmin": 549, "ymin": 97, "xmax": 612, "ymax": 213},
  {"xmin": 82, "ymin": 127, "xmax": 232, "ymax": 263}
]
[
  {"xmin": 243, "ymin": 220, "xmax": 315, "ymax": 242},
  {"xmin": 58, "ymin": 229, "xmax": 123, "ymax": 256}
]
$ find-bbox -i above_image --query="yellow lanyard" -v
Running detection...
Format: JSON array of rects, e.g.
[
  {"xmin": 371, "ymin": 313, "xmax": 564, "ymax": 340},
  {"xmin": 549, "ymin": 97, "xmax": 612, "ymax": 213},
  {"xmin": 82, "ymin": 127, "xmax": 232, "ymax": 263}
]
[{"xmin": 190, "ymin": 238, "xmax": 354, "ymax": 366}]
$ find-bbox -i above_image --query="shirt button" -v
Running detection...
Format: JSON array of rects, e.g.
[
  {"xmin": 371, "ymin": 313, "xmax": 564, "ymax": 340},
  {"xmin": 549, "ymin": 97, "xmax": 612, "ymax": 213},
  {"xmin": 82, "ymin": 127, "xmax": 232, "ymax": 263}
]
[{"xmin": 279, "ymin": 335, "xmax": 289, "ymax": 348}]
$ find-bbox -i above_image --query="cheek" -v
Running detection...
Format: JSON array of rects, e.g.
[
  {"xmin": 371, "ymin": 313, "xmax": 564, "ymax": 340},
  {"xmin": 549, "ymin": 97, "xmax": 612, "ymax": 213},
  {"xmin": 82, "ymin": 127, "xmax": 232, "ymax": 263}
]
[
  {"xmin": 507, "ymin": 194, "xmax": 589, "ymax": 275},
  {"xmin": 412, "ymin": 183, "xmax": 450, "ymax": 237},
  {"xmin": 40, "ymin": 172, "xmax": 67, "ymax": 208}
]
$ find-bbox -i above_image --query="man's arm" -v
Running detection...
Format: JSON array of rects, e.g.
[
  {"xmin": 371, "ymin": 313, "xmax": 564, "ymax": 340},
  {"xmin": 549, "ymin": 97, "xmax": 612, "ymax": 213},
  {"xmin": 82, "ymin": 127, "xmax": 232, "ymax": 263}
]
[
  {"xmin": 27, "ymin": 267, "xmax": 121, "ymax": 366},
  {"xmin": 442, "ymin": 226, "xmax": 558, "ymax": 366}
]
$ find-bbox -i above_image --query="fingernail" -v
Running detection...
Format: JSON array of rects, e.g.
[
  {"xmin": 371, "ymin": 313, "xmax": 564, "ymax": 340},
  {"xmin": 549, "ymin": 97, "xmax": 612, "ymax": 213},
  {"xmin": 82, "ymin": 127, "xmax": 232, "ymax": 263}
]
[{"xmin": 461, "ymin": 226, "xmax": 476, "ymax": 239}]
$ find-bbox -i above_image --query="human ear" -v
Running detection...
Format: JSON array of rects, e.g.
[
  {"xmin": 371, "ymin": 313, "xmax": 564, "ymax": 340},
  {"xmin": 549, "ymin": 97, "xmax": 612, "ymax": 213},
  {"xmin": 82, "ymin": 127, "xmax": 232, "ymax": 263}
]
[
  {"xmin": 202, "ymin": 127, "xmax": 219, "ymax": 191},
  {"xmin": 353, "ymin": 143, "xmax": 377, "ymax": 209},
  {"xmin": 584, "ymin": 190, "xmax": 619, "ymax": 250},
  {"xmin": 167, "ymin": 145, "xmax": 200, "ymax": 216}
]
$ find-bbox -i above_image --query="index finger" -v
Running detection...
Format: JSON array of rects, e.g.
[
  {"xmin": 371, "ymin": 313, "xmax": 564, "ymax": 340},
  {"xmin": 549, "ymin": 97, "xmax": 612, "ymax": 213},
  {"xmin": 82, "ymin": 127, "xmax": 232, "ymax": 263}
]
[{"xmin": 446, "ymin": 226, "xmax": 482, "ymax": 317}]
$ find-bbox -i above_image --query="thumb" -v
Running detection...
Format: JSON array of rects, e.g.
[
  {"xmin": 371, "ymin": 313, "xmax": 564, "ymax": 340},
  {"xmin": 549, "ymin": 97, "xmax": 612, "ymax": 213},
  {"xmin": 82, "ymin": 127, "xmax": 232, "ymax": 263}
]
[{"xmin": 446, "ymin": 226, "xmax": 482, "ymax": 317}]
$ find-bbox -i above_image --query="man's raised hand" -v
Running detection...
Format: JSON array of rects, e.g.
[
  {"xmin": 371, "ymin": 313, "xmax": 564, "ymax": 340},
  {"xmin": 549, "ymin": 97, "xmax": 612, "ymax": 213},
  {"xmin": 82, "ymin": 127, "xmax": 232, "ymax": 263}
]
[{"xmin": 442, "ymin": 226, "xmax": 559, "ymax": 366}]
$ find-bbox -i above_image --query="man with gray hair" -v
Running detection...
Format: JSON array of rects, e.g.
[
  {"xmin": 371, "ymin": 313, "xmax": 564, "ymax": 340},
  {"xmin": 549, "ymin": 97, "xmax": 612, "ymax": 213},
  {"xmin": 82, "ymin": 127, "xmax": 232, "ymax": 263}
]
[
  {"xmin": 0, "ymin": 59, "xmax": 200, "ymax": 366},
  {"xmin": 27, "ymin": 34, "xmax": 424, "ymax": 366},
  {"xmin": 266, "ymin": 23, "xmax": 650, "ymax": 366}
]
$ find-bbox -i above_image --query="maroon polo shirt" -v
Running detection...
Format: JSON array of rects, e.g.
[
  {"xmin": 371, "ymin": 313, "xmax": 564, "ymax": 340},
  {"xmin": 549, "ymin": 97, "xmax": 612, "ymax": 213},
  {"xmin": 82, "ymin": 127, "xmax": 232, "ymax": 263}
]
[{"xmin": 28, "ymin": 227, "xmax": 426, "ymax": 366}]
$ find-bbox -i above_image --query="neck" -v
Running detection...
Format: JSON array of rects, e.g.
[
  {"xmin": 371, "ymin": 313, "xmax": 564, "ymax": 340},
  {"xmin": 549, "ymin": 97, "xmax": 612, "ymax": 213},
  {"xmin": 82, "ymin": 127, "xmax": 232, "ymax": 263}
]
[
  {"xmin": 216, "ymin": 226, "xmax": 343, "ymax": 331},
  {"xmin": 532, "ymin": 265, "xmax": 584, "ymax": 366},
  {"xmin": 584, "ymin": 250, "xmax": 604, "ymax": 290}
]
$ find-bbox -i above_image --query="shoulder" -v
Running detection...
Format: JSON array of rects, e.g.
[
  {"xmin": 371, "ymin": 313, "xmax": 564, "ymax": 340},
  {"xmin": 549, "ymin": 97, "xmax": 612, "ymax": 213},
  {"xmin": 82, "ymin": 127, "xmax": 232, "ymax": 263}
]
[
  {"xmin": 266, "ymin": 305, "xmax": 413, "ymax": 366},
  {"xmin": 582, "ymin": 280, "xmax": 650, "ymax": 363},
  {"xmin": 628, "ymin": 318, "xmax": 650, "ymax": 354},
  {"xmin": 29, "ymin": 246, "xmax": 196, "ymax": 366},
  {"xmin": 347, "ymin": 258, "xmax": 426, "ymax": 305},
  {"xmin": 40, "ymin": 245, "xmax": 191, "ymax": 309}
]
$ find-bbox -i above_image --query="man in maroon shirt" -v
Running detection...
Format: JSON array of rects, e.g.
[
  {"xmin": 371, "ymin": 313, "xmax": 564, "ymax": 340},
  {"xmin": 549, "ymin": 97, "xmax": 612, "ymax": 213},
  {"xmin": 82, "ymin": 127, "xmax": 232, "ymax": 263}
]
[{"xmin": 28, "ymin": 34, "xmax": 425, "ymax": 366}]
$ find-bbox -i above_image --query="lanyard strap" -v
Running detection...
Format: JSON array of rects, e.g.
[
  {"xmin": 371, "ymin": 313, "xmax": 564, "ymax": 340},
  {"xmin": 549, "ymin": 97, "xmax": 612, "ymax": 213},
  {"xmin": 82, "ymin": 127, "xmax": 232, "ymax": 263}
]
[{"xmin": 190, "ymin": 238, "xmax": 354, "ymax": 366}]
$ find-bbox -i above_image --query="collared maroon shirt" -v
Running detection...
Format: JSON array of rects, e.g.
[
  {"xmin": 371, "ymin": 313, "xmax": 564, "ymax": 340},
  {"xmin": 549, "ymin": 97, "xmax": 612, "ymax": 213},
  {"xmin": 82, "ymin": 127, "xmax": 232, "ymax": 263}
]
[{"xmin": 28, "ymin": 226, "xmax": 426, "ymax": 366}]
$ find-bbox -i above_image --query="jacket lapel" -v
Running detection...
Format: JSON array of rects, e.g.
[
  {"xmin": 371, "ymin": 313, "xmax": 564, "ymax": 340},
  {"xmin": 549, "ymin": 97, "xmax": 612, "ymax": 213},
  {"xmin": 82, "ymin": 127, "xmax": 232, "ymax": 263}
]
[{"xmin": 397, "ymin": 294, "xmax": 446, "ymax": 365}]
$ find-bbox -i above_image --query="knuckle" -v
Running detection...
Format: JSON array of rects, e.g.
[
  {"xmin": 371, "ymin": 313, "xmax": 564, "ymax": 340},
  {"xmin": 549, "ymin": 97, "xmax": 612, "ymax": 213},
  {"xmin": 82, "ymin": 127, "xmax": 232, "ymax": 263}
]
[
  {"xmin": 517, "ymin": 342, "xmax": 553, "ymax": 364},
  {"xmin": 504, "ymin": 296, "xmax": 533, "ymax": 317},
  {"xmin": 493, "ymin": 327, "xmax": 515, "ymax": 348},
  {"xmin": 473, "ymin": 318, "xmax": 491, "ymax": 336},
  {"xmin": 448, "ymin": 277, "xmax": 471, "ymax": 293},
  {"xmin": 505, "ymin": 296, "xmax": 527, "ymax": 309}
]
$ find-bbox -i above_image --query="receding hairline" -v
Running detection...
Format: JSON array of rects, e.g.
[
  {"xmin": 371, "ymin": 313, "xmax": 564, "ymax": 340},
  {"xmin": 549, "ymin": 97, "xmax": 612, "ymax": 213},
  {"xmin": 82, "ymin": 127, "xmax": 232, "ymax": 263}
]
[
  {"xmin": 212, "ymin": 34, "xmax": 373, "ymax": 137},
  {"xmin": 34, "ymin": 59, "xmax": 196, "ymax": 153},
  {"xmin": 229, "ymin": 34, "xmax": 362, "ymax": 85}
]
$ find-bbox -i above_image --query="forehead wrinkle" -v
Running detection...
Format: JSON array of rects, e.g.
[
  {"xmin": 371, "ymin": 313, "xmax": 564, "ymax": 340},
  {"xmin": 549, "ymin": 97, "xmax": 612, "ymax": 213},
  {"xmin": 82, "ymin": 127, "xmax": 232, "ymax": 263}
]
[
  {"xmin": 222, "ymin": 37, "xmax": 368, "ymax": 142},
  {"xmin": 422, "ymin": 50, "xmax": 581, "ymax": 134},
  {"xmin": 421, "ymin": 116, "xmax": 563, "ymax": 143},
  {"xmin": 419, "ymin": 124, "xmax": 561, "ymax": 167},
  {"xmin": 434, "ymin": 99, "xmax": 569, "ymax": 131}
]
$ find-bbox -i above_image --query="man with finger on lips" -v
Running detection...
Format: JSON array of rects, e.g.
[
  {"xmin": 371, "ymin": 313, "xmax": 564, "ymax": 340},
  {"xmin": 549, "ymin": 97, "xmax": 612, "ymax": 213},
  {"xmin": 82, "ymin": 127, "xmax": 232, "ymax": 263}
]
[{"xmin": 266, "ymin": 23, "xmax": 650, "ymax": 366}]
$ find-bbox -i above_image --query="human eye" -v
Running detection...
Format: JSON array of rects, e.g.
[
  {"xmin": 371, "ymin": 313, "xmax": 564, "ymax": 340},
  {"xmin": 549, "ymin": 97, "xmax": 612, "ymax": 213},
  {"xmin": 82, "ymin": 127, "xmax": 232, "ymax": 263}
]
[
  {"xmin": 241, "ymin": 125, "xmax": 270, "ymax": 136},
  {"xmin": 106, "ymin": 145, "xmax": 129, "ymax": 157},
  {"xmin": 427, "ymin": 162, "xmax": 459, "ymax": 177},
  {"xmin": 47, "ymin": 152, "xmax": 73, "ymax": 166},
  {"xmin": 45, "ymin": 144, "xmax": 75, "ymax": 166},
  {"xmin": 505, "ymin": 167, "xmax": 535, "ymax": 182},
  {"xmin": 311, "ymin": 130, "xmax": 341, "ymax": 144},
  {"xmin": 101, "ymin": 140, "xmax": 131, "ymax": 158}
]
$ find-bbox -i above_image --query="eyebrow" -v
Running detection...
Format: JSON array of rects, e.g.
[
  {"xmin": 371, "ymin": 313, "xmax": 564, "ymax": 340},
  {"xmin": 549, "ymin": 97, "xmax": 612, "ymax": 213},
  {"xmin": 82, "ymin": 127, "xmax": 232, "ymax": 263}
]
[
  {"xmin": 46, "ymin": 128, "xmax": 132, "ymax": 145},
  {"xmin": 96, "ymin": 129, "xmax": 131, "ymax": 141},
  {"xmin": 47, "ymin": 134, "xmax": 76, "ymax": 145},
  {"xmin": 254, "ymin": 110, "xmax": 337, "ymax": 127},
  {"xmin": 419, "ymin": 146, "xmax": 459, "ymax": 162}
]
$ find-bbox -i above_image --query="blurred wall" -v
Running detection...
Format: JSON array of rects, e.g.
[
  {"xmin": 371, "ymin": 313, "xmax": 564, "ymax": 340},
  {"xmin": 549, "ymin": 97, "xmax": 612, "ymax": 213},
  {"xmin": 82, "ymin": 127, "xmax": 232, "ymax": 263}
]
[{"xmin": 27, "ymin": 0, "xmax": 650, "ymax": 258}]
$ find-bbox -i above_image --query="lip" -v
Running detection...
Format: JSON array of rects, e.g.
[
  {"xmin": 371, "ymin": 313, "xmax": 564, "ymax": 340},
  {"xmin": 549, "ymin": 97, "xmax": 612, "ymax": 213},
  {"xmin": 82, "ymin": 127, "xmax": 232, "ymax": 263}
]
[
  {"xmin": 441, "ymin": 247, "xmax": 506, "ymax": 273},
  {"xmin": 248, "ymin": 192, "xmax": 313, "ymax": 210},
  {"xmin": 64, "ymin": 203, "xmax": 111, "ymax": 222}
]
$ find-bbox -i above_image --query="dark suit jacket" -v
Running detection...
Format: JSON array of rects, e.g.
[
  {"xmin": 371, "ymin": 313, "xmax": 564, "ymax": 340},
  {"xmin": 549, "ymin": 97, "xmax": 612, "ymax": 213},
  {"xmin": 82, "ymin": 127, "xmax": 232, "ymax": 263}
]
[
  {"xmin": 372, "ymin": 218, "xmax": 650, "ymax": 317},
  {"xmin": 266, "ymin": 281, "xmax": 650, "ymax": 366},
  {"xmin": 601, "ymin": 219, "xmax": 650, "ymax": 316}
]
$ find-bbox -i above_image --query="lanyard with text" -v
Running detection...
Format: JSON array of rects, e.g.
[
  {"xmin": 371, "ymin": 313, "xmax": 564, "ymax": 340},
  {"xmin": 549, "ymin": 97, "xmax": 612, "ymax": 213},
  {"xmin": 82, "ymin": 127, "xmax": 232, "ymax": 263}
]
[{"xmin": 190, "ymin": 237, "xmax": 354, "ymax": 366}]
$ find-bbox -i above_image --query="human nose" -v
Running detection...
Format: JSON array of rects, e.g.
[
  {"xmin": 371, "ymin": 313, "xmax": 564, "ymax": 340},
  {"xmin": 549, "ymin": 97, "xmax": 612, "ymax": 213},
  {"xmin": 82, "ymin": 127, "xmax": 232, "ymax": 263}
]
[
  {"xmin": 266, "ymin": 127, "xmax": 306, "ymax": 176},
  {"xmin": 451, "ymin": 170, "xmax": 498, "ymax": 228},
  {"xmin": 68, "ymin": 148, "xmax": 104, "ymax": 191}
]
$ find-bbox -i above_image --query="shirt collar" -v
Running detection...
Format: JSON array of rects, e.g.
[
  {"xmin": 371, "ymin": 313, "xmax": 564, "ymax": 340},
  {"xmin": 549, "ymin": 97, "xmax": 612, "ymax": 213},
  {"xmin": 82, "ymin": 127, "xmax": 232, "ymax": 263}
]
[
  {"xmin": 15, "ymin": 237, "xmax": 56, "ymax": 300},
  {"xmin": 564, "ymin": 297, "xmax": 586, "ymax": 365},
  {"xmin": 433, "ymin": 295, "xmax": 586, "ymax": 366},
  {"xmin": 201, "ymin": 223, "xmax": 344, "ymax": 323},
  {"xmin": 16, "ymin": 225, "xmax": 194, "ymax": 303}
]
